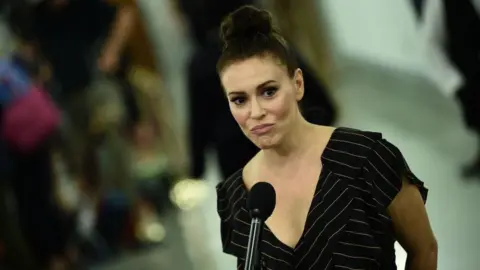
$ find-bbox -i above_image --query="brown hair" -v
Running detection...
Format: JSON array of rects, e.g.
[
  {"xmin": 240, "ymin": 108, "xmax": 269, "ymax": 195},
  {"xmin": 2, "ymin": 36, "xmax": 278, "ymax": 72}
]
[{"xmin": 216, "ymin": 5, "xmax": 298, "ymax": 77}]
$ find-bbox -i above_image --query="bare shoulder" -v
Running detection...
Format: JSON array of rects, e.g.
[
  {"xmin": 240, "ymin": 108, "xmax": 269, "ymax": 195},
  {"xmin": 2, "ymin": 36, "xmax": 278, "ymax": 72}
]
[
  {"xmin": 311, "ymin": 125, "xmax": 337, "ymax": 148},
  {"xmin": 314, "ymin": 125, "xmax": 336, "ymax": 137},
  {"xmin": 242, "ymin": 151, "xmax": 262, "ymax": 190}
]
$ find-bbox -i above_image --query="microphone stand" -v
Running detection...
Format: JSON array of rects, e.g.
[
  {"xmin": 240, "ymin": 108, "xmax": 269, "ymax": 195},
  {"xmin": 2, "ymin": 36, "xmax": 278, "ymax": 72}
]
[{"xmin": 245, "ymin": 209, "xmax": 263, "ymax": 270}]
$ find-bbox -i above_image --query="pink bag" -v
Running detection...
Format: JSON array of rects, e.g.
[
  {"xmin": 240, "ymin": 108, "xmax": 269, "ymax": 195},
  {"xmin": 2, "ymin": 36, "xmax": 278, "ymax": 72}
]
[{"xmin": 1, "ymin": 86, "xmax": 60, "ymax": 153}]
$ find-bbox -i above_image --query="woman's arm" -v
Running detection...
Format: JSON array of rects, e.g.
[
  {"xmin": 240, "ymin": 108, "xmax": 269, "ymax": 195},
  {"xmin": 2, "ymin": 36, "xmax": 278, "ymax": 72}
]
[
  {"xmin": 388, "ymin": 177, "xmax": 438, "ymax": 270},
  {"xmin": 98, "ymin": 1, "xmax": 136, "ymax": 72},
  {"xmin": 104, "ymin": 4, "xmax": 136, "ymax": 54}
]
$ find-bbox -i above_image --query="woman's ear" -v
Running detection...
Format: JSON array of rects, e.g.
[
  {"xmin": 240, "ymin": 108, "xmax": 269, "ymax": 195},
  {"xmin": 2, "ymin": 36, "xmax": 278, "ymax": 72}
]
[{"xmin": 293, "ymin": 68, "xmax": 304, "ymax": 101}]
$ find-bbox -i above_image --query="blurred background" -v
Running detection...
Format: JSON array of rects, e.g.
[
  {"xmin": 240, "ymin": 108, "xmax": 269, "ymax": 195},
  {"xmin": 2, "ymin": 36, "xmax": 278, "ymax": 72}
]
[{"xmin": 0, "ymin": 0, "xmax": 479, "ymax": 269}]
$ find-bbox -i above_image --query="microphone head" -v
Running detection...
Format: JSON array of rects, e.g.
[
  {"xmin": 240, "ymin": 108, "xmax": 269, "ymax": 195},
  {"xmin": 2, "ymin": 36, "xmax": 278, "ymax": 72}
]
[{"xmin": 247, "ymin": 182, "xmax": 276, "ymax": 220}]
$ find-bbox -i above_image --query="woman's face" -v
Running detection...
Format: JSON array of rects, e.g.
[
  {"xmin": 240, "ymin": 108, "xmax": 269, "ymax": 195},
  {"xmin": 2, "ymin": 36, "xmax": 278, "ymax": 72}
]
[{"xmin": 220, "ymin": 56, "xmax": 304, "ymax": 149}]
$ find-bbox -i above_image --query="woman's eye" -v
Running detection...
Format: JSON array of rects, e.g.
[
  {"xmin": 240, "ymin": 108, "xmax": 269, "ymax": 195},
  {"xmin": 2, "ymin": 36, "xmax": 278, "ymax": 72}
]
[
  {"xmin": 230, "ymin": 97, "xmax": 246, "ymax": 105},
  {"xmin": 263, "ymin": 86, "xmax": 278, "ymax": 97}
]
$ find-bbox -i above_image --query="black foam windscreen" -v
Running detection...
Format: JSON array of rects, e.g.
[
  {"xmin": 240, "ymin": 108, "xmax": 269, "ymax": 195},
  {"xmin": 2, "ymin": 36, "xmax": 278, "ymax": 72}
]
[{"xmin": 247, "ymin": 182, "xmax": 276, "ymax": 221}]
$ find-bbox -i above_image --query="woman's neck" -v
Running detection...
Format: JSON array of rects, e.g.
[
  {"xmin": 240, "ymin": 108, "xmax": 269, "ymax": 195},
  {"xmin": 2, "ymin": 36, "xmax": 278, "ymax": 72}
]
[{"xmin": 262, "ymin": 116, "xmax": 317, "ymax": 166}]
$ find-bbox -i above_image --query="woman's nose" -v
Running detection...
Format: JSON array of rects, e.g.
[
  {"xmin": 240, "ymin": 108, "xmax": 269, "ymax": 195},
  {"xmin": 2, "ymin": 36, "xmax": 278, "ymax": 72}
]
[{"xmin": 250, "ymin": 98, "xmax": 265, "ymax": 119}]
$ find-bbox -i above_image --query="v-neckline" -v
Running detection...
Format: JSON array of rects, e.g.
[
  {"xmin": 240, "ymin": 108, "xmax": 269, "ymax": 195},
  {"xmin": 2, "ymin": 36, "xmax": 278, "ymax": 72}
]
[{"xmin": 240, "ymin": 127, "xmax": 340, "ymax": 253}]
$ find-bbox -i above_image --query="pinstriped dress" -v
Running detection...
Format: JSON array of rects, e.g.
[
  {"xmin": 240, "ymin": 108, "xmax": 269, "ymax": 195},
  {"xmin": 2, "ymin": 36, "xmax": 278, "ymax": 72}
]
[{"xmin": 216, "ymin": 127, "xmax": 428, "ymax": 269}]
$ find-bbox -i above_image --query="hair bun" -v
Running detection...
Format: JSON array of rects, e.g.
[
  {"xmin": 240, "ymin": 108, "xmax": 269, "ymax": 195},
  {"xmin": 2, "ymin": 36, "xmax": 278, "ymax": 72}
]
[{"xmin": 220, "ymin": 5, "xmax": 274, "ymax": 45}]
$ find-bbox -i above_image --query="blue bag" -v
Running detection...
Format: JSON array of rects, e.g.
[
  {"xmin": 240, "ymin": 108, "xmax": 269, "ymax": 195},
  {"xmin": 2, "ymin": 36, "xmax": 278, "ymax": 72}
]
[{"xmin": 0, "ymin": 57, "xmax": 31, "ymax": 106}]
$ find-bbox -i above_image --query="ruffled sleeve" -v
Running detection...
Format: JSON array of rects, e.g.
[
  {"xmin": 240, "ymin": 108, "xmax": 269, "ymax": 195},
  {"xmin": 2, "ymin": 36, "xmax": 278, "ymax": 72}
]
[
  {"xmin": 216, "ymin": 169, "xmax": 246, "ymax": 258},
  {"xmin": 363, "ymin": 139, "xmax": 428, "ymax": 211}
]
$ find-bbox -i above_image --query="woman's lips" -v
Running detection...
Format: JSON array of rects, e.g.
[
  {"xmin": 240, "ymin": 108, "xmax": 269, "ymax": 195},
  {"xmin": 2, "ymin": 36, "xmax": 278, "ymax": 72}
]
[{"xmin": 251, "ymin": 124, "xmax": 274, "ymax": 135}]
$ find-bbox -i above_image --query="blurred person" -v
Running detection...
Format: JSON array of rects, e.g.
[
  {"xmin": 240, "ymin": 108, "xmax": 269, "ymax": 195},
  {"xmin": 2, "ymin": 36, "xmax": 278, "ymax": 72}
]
[
  {"xmin": 0, "ymin": 11, "xmax": 36, "ymax": 270},
  {"xmin": 443, "ymin": 0, "xmax": 480, "ymax": 177},
  {"xmin": 421, "ymin": 0, "xmax": 480, "ymax": 177},
  {"xmin": 176, "ymin": 0, "xmax": 255, "ymax": 179},
  {"xmin": 265, "ymin": 0, "xmax": 336, "ymax": 88},
  {"xmin": 29, "ymin": 0, "xmax": 166, "ymax": 249},
  {"xmin": 2, "ymin": 1, "xmax": 136, "ymax": 263},
  {"xmin": 216, "ymin": 6, "xmax": 437, "ymax": 269},
  {"xmin": 175, "ymin": 0, "xmax": 255, "ymax": 47},
  {"xmin": 98, "ymin": 0, "xmax": 186, "ymax": 244},
  {"xmin": 31, "ymin": 0, "xmax": 117, "ymax": 199},
  {"xmin": 411, "ymin": 0, "xmax": 426, "ymax": 19},
  {"xmin": 177, "ymin": 0, "xmax": 336, "ymax": 180},
  {"xmin": 34, "ymin": 0, "xmax": 115, "ymax": 95},
  {"xmin": 30, "ymin": 0, "xmax": 138, "ymax": 256},
  {"xmin": 30, "ymin": 0, "xmax": 181, "ymax": 251},
  {"xmin": 100, "ymin": 0, "xmax": 186, "ymax": 178},
  {"xmin": 1, "ymin": 6, "xmax": 76, "ymax": 270}
]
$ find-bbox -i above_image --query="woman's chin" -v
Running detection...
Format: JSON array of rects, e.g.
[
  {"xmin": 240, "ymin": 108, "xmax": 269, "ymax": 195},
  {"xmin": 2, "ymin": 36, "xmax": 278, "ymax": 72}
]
[
  {"xmin": 253, "ymin": 135, "xmax": 279, "ymax": 149},
  {"xmin": 257, "ymin": 144, "xmax": 276, "ymax": 150}
]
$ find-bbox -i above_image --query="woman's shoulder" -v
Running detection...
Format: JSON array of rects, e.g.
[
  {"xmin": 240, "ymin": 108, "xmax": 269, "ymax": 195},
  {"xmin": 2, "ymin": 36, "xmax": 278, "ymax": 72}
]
[
  {"xmin": 329, "ymin": 126, "xmax": 382, "ymax": 147},
  {"xmin": 216, "ymin": 151, "xmax": 262, "ymax": 223},
  {"xmin": 321, "ymin": 127, "xmax": 382, "ymax": 163},
  {"xmin": 323, "ymin": 127, "xmax": 412, "ymax": 178},
  {"xmin": 216, "ymin": 167, "xmax": 245, "ymax": 221},
  {"xmin": 326, "ymin": 126, "xmax": 422, "ymax": 159},
  {"xmin": 216, "ymin": 168, "xmax": 244, "ymax": 197},
  {"xmin": 327, "ymin": 127, "xmax": 409, "ymax": 166},
  {"xmin": 327, "ymin": 127, "xmax": 428, "ymax": 208}
]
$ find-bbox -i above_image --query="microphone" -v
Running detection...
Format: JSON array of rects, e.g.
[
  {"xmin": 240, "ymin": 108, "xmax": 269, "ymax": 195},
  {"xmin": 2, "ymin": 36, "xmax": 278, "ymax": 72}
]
[{"xmin": 245, "ymin": 182, "xmax": 276, "ymax": 270}]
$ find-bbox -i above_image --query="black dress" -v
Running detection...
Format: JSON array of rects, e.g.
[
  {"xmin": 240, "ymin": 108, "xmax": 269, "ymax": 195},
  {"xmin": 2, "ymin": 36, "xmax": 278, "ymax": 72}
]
[{"xmin": 216, "ymin": 128, "xmax": 428, "ymax": 269}]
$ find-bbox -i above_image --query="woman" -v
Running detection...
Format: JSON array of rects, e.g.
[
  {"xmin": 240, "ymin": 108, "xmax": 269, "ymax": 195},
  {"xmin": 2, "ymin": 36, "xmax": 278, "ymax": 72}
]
[
  {"xmin": 182, "ymin": 0, "xmax": 336, "ymax": 180},
  {"xmin": 216, "ymin": 6, "xmax": 438, "ymax": 269},
  {"xmin": 2, "ymin": 6, "xmax": 75, "ymax": 270}
]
